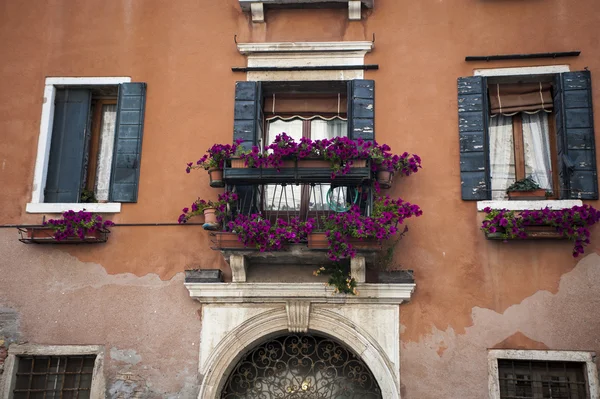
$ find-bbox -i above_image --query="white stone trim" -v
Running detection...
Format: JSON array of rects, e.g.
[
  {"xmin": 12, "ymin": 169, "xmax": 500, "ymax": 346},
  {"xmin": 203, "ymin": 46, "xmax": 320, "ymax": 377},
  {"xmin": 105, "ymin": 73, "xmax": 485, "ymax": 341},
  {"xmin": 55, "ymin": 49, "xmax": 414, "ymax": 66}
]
[
  {"xmin": 250, "ymin": 2, "xmax": 264, "ymax": 22},
  {"xmin": 286, "ymin": 300, "xmax": 311, "ymax": 333},
  {"xmin": 30, "ymin": 76, "xmax": 131, "ymax": 206},
  {"xmin": 185, "ymin": 282, "xmax": 415, "ymax": 304},
  {"xmin": 238, "ymin": 0, "xmax": 374, "ymax": 14},
  {"xmin": 26, "ymin": 202, "xmax": 121, "ymax": 214},
  {"xmin": 474, "ymin": 65, "xmax": 570, "ymax": 77},
  {"xmin": 477, "ymin": 200, "xmax": 583, "ymax": 212},
  {"xmin": 488, "ymin": 349, "xmax": 599, "ymax": 399},
  {"xmin": 197, "ymin": 306, "xmax": 399, "ymax": 399},
  {"xmin": 1, "ymin": 344, "xmax": 105, "ymax": 399},
  {"xmin": 348, "ymin": 1, "xmax": 362, "ymax": 20},
  {"xmin": 237, "ymin": 41, "xmax": 374, "ymax": 54}
]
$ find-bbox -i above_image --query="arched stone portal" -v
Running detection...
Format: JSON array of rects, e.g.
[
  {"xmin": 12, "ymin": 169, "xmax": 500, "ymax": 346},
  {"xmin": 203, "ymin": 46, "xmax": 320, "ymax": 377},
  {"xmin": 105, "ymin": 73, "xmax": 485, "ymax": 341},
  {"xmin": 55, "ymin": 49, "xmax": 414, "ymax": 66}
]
[
  {"xmin": 221, "ymin": 334, "xmax": 382, "ymax": 398},
  {"xmin": 197, "ymin": 306, "xmax": 400, "ymax": 399}
]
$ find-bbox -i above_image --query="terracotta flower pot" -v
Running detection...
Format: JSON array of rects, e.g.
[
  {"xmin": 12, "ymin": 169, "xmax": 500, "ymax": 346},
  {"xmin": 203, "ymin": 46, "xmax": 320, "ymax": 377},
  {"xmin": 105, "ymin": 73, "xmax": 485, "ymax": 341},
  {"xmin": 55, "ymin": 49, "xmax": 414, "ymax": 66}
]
[
  {"xmin": 307, "ymin": 232, "xmax": 328, "ymax": 249},
  {"xmin": 231, "ymin": 158, "xmax": 246, "ymax": 168},
  {"xmin": 208, "ymin": 168, "xmax": 224, "ymax": 188},
  {"xmin": 211, "ymin": 232, "xmax": 247, "ymax": 249},
  {"xmin": 349, "ymin": 159, "xmax": 367, "ymax": 168},
  {"xmin": 297, "ymin": 159, "xmax": 331, "ymax": 168},
  {"xmin": 202, "ymin": 208, "xmax": 220, "ymax": 231},
  {"xmin": 377, "ymin": 169, "xmax": 394, "ymax": 189},
  {"xmin": 507, "ymin": 189, "xmax": 547, "ymax": 200},
  {"xmin": 24, "ymin": 227, "xmax": 106, "ymax": 242}
]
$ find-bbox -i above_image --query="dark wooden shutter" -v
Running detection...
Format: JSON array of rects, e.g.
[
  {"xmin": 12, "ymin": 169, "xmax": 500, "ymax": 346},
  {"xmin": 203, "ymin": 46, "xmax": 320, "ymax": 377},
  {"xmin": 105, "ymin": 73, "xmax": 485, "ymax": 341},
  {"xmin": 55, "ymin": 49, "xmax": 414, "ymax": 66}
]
[
  {"xmin": 110, "ymin": 82, "xmax": 147, "ymax": 202},
  {"xmin": 457, "ymin": 76, "xmax": 490, "ymax": 200},
  {"xmin": 44, "ymin": 89, "xmax": 91, "ymax": 203},
  {"xmin": 233, "ymin": 81, "xmax": 262, "ymax": 150},
  {"xmin": 555, "ymin": 71, "xmax": 598, "ymax": 199},
  {"xmin": 232, "ymin": 81, "xmax": 262, "ymax": 215},
  {"xmin": 347, "ymin": 79, "xmax": 375, "ymax": 141}
]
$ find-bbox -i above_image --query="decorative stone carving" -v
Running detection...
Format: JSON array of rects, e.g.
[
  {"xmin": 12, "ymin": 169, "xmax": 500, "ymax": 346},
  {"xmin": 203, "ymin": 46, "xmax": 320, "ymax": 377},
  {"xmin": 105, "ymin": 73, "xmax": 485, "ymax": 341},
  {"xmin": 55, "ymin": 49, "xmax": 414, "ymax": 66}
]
[{"xmin": 285, "ymin": 301, "xmax": 311, "ymax": 333}]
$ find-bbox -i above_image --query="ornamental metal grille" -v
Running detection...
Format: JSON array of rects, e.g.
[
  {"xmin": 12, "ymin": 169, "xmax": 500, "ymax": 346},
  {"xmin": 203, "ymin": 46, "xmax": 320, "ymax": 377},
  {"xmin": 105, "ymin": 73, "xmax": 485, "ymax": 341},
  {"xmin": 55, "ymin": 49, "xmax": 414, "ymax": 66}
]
[
  {"xmin": 13, "ymin": 355, "xmax": 96, "ymax": 399},
  {"xmin": 221, "ymin": 334, "xmax": 382, "ymax": 399},
  {"xmin": 498, "ymin": 359, "xmax": 588, "ymax": 399}
]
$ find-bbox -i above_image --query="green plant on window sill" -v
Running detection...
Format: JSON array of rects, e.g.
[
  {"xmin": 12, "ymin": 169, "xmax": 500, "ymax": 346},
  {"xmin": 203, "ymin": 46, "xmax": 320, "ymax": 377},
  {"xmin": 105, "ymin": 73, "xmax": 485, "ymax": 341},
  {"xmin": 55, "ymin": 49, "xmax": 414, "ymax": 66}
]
[
  {"xmin": 506, "ymin": 177, "xmax": 543, "ymax": 193},
  {"xmin": 80, "ymin": 189, "xmax": 98, "ymax": 204}
]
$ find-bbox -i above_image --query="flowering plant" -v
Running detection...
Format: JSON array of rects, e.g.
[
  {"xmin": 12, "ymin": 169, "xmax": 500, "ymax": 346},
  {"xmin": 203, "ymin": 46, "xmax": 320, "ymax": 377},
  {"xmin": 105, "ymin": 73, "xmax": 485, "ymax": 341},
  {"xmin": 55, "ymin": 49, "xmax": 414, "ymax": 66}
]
[
  {"xmin": 227, "ymin": 214, "xmax": 315, "ymax": 251},
  {"xmin": 314, "ymin": 264, "xmax": 358, "ymax": 295},
  {"xmin": 186, "ymin": 141, "xmax": 241, "ymax": 172},
  {"xmin": 322, "ymin": 196, "xmax": 423, "ymax": 261},
  {"xmin": 178, "ymin": 192, "xmax": 239, "ymax": 224},
  {"xmin": 368, "ymin": 142, "xmax": 422, "ymax": 176},
  {"xmin": 481, "ymin": 205, "xmax": 600, "ymax": 257},
  {"xmin": 43, "ymin": 210, "xmax": 113, "ymax": 241}
]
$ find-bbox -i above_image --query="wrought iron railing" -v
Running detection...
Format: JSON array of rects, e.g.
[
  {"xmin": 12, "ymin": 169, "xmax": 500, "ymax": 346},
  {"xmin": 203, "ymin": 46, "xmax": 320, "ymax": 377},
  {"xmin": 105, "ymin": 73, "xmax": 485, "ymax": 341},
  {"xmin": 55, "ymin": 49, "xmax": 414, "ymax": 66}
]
[{"xmin": 222, "ymin": 182, "xmax": 373, "ymax": 232}]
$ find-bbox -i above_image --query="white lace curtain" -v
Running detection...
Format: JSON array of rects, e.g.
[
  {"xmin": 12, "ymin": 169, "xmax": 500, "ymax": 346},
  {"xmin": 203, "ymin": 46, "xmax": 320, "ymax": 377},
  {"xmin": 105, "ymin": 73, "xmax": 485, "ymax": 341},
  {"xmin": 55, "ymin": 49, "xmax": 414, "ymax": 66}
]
[
  {"xmin": 95, "ymin": 104, "xmax": 117, "ymax": 202},
  {"xmin": 490, "ymin": 112, "xmax": 552, "ymax": 199}
]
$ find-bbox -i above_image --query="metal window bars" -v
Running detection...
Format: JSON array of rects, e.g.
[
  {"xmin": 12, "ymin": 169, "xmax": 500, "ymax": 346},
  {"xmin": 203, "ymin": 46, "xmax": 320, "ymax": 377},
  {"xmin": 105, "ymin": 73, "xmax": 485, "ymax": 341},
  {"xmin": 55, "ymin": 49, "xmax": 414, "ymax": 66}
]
[{"xmin": 13, "ymin": 355, "xmax": 96, "ymax": 399}]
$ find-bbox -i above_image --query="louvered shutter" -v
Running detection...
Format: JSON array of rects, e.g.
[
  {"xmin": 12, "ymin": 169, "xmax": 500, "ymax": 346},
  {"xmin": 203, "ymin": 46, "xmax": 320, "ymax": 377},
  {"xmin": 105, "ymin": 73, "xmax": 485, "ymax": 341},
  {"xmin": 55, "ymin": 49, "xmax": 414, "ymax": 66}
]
[
  {"xmin": 457, "ymin": 76, "xmax": 490, "ymax": 200},
  {"xmin": 555, "ymin": 71, "xmax": 598, "ymax": 199},
  {"xmin": 110, "ymin": 82, "xmax": 147, "ymax": 202},
  {"xmin": 233, "ymin": 81, "xmax": 263, "ymax": 214},
  {"xmin": 44, "ymin": 89, "xmax": 91, "ymax": 203},
  {"xmin": 348, "ymin": 79, "xmax": 375, "ymax": 141}
]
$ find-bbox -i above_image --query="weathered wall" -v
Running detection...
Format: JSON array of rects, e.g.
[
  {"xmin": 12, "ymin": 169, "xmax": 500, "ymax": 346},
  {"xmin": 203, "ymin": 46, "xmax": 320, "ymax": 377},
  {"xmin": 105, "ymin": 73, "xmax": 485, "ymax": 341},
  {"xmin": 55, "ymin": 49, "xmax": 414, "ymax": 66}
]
[{"xmin": 1, "ymin": 0, "xmax": 600, "ymax": 397}]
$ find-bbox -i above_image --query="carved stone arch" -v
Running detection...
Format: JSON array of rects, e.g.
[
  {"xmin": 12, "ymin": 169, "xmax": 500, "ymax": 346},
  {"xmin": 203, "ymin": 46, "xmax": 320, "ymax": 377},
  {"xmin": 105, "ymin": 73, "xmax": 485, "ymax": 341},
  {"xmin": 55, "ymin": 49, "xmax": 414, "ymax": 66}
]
[{"xmin": 197, "ymin": 306, "xmax": 399, "ymax": 399}]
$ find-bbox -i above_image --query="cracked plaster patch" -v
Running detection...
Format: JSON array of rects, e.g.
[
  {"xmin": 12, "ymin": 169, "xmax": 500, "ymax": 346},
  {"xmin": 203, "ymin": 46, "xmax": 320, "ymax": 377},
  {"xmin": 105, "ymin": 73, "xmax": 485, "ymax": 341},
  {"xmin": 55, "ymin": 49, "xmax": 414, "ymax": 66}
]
[{"xmin": 400, "ymin": 253, "xmax": 600, "ymax": 399}]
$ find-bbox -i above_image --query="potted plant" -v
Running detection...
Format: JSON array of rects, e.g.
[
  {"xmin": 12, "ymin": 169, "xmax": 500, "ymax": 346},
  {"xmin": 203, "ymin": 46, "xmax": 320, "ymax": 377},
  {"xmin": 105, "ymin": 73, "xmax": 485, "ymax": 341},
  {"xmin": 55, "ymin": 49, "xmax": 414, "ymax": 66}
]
[
  {"xmin": 368, "ymin": 143, "xmax": 422, "ymax": 189},
  {"xmin": 178, "ymin": 191, "xmax": 239, "ymax": 230},
  {"xmin": 186, "ymin": 141, "xmax": 241, "ymax": 188},
  {"xmin": 226, "ymin": 214, "xmax": 315, "ymax": 251},
  {"xmin": 23, "ymin": 210, "xmax": 113, "ymax": 243},
  {"xmin": 506, "ymin": 177, "xmax": 548, "ymax": 200},
  {"xmin": 480, "ymin": 205, "xmax": 600, "ymax": 257}
]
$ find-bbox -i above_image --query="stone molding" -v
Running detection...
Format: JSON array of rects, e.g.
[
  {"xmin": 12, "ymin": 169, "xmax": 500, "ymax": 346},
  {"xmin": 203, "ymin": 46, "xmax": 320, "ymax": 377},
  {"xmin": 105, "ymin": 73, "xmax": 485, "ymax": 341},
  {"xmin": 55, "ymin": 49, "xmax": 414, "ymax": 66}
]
[
  {"xmin": 238, "ymin": 1, "xmax": 374, "ymax": 22},
  {"xmin": 237, "ymin": 41, "xmax": 374, "ymax": 55},
  {"xmin": 197, "ymin": 306, "xmax": 399, "ymax": 399},
  {"xmin": 185, "ymin": 282, "xmax": 415, "ymax": 304}
]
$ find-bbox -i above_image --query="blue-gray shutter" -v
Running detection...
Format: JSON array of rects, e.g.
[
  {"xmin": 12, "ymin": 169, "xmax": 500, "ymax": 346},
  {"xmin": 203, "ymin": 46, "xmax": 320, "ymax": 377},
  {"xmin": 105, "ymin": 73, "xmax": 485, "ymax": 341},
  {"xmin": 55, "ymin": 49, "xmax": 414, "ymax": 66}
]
[
  {"xmin": 232, "ymin": 81, "xmax": 262, "ymax": 215},
  {"xmin": 457, "ymin": 76, "xmax": 490, "ymax": 200},
  {"xmin": 555, "ymin": 71, "xmax": 598, "ymax": 199},
  {"xmin": 44, "ymin": 89, "xmax": 91, "ymax": 203},
  {"xmin": 348, "ymin": 79, "xmax": 375, "ymax": 141},
  {"xmin": 233, "ymin": 81, "xmax": 262, "ymax": 150},
  {"xmin": 110, "ymin": 82, "xmax": 147, "ymax": 202}
]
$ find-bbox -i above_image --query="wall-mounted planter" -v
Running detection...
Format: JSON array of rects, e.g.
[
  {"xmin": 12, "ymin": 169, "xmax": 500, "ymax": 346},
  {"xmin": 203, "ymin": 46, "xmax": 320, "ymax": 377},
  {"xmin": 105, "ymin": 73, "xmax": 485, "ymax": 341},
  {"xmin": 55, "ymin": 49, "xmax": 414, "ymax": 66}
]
[
  {"xmin": 485, "ymin": 225, "xmax": 565, "ymax": 240},
  {"xmin": 208, "ymin": 168, "xmax": 225, "ymax": 188},
  {"xmin": 18, "ymin": 226, "xmax": 110, "ymax": 244},
  {"xmin": 376, "ymin": 169, "xmax": 393, "ymax": 189},
  {"xmin": 307, "ymin": 232, "xmax": 381, "ymax": 251},
  {"xmin": 210, "ymin": 232, "xmax": 248, "ymax": 250}
]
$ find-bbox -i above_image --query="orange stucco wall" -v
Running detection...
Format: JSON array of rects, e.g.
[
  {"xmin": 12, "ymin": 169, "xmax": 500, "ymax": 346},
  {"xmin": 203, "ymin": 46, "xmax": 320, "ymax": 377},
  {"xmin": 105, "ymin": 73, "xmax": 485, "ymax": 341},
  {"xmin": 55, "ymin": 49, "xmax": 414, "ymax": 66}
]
[{"xmin": 1, "ymin": 0, "xmax": 600, "ymax": 397}]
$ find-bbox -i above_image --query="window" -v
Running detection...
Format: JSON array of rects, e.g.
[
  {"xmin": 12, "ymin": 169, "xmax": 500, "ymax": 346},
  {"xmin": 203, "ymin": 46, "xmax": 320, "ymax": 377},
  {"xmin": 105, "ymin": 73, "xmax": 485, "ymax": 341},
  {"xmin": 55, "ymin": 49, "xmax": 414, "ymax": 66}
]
[
  {"xmin": 231, "ymin": 79, "xmax": 375, "ymax": 219},
  {"xmin": 263, "ymin": 91, "xmax": 349, "ymax": 215},
  {"xmin": 13, "ymin": 355, "xmax": 96, "ymax": 398},
  {"xmin": 2, "ymin": 345, "xmax": 104, "ymax": 399},
  {"xmin": 488, "ymin": 81, "xmax": 559, "ymax": 200},
  {"xmin": 488, "ymin": 350, "xmax": 598, "ymax": 399},
  {"xmin": 498, "ymin": 359, "xmax": 588, "ymax": 399},
  {"xmin": 27, "ymin": 78, "xmax": 147, "ymax": 213},
  {"xmin": 458, "ymin": 70, "xmax": 598, "ymax": 202}
]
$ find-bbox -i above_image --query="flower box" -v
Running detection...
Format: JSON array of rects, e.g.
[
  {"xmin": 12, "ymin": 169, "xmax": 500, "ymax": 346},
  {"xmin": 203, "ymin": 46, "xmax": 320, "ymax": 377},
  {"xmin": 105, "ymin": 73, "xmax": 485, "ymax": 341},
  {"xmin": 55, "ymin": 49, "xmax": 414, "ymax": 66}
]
[
  {"xmin": 485, "ymin": 225, "xmax": 565, "ymax": 240},
  {"xmin": 507, "ymin": 189, "xmax": 547, "ymax": 200},
  {"xmin": 208, "ymin": 168, "xmax": 224, "ymax": 188},
  {"xmin": 18, "ymin": 226, "xmax": 110, "ymax": 244},
  {"xmin": 307, "ymin": 232, "xmax": 381, "ymax": 251},
  {"xmin": 210, "ymin": 232, "xmax": 248, "ymax": 249}
]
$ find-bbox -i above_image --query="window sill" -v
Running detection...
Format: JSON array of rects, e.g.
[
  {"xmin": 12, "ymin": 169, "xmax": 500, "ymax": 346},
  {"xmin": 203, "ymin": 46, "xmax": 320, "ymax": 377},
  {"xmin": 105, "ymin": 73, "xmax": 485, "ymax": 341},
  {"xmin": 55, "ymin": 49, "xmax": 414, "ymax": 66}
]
[
  {"xmin": 477, "ymin": 200, "xmax": 583, "ymax": 212},
  {"xmin": 26, "ymin": 202, "xmax": 121, "ymax": 214}
]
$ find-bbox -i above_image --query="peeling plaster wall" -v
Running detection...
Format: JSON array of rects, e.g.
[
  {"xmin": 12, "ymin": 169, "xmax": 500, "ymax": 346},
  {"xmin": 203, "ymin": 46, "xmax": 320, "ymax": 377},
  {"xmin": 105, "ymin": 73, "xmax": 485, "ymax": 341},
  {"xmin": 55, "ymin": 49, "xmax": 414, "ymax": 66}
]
[
  {"xmin": 0, "ymin": 0, "xmax": 600, "ymax": 398},
  {"xmin": 0, "ymin": 230, "xmax": 201, "ymax": 398}
]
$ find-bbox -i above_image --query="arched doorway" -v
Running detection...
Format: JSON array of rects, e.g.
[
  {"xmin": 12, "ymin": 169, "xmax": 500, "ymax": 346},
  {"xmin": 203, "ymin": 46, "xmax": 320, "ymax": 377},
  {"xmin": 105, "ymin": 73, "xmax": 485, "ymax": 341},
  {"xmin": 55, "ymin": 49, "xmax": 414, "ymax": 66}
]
[{"xmin": 220, "ymin": 334, "xmax": 382, "ymax": 398}]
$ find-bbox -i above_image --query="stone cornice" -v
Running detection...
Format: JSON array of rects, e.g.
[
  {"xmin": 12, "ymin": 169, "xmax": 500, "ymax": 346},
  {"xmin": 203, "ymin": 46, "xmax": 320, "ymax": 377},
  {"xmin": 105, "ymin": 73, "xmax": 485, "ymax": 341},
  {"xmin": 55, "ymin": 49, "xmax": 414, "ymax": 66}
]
[
  {"xmin": 184, "ymin": 282, "xmax": 415, "ymax": 304},
  {"xmin": 237, "ymin": 41, "xmax": 374, "ymax": 55}
]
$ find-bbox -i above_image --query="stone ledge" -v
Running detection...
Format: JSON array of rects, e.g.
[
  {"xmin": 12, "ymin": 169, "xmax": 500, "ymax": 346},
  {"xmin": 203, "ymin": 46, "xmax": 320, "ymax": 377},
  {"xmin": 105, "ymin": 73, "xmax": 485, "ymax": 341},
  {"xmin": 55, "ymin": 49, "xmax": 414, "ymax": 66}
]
[
  {"xmin": 184, "ymin": 282, "xmax": 415, "ymax": 304},
  {"xmin": 239, "ymin": 0, "xmax": 374, "ymax": 12}
]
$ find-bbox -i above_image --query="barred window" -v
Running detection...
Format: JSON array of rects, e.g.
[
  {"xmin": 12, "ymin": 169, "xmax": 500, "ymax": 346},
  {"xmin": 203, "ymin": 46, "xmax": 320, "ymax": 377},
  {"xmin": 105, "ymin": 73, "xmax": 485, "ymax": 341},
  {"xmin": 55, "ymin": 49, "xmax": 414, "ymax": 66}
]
[
  {"xmin": 13, "ymin": 355, "xmax": 96, "ymax": 399},
  {"xmin": 498, "ymin": 359, "xmax": 588, "ymax": 399}
]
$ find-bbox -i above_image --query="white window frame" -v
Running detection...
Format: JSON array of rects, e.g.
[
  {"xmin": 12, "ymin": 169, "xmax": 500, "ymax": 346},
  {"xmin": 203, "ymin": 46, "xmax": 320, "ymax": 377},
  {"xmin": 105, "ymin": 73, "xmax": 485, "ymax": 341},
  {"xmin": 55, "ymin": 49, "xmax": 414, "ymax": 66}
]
[
  {"xmin": 473, "ymin": 65, "xmax": 582, "ymax": 212},
  {"xmin": 488, "ymin": 349, "xmax": 599, "ymax": 399},
  {"xmin": 1, "ymin": 344, "xmax": 105, "ymax": 398},
  {"xmin": 27, "ymin": 77, "xmax": 132, "ymax": 214}
]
